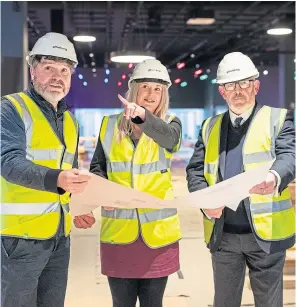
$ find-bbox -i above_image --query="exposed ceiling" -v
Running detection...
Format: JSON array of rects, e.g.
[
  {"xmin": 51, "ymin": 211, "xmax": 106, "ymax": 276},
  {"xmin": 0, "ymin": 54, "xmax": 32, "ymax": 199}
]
[{"xmin": 27, "ymin": 1, "xmax": 295, "ymax": 68}]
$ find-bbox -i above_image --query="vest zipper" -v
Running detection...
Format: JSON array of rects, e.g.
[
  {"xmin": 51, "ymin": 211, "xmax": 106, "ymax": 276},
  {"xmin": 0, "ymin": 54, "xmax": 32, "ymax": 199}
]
[
  {"xmin": 55, "ymin": 113, "xmax": 66, "ymax": 166},
  {"xmin": 130, "ymin": 137, "xmax": 142, "ymax": 234},
  {"xmin": 54, "ymin": 112, "xmax": 65, "ymax": 235}
]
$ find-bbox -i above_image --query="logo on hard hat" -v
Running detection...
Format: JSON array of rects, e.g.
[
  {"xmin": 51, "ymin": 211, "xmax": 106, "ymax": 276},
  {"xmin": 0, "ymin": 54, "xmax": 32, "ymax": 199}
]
[
  {"xmin": 227, "ymin": 69, "xmax": 240, "ymax": 74},
  {"xmin": 53, "ymin": 46, "xmax": 68, "ymax": 51},
  {"xmin": 148, "ymin": 69, "xmax": 161, "ymax": 72}
]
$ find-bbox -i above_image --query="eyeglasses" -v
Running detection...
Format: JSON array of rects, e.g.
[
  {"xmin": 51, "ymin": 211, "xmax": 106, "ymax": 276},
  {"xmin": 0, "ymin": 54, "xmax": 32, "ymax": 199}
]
[{"xmin": 223, "ymin": 79, "xmax": 254, "ymax": 91}]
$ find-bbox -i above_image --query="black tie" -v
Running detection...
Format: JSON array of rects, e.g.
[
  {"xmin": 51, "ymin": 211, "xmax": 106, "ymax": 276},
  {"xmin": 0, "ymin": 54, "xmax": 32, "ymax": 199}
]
[{"xmin": 234, "ymin": 117, "xmax": 243, "ymax": 128}]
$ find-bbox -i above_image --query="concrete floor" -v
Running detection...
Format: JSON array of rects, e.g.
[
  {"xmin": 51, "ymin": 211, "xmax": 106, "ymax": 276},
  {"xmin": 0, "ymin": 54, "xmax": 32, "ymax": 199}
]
[{"xmin": 65, "ymin": 171, "xmax": 295, "ymax": 307}]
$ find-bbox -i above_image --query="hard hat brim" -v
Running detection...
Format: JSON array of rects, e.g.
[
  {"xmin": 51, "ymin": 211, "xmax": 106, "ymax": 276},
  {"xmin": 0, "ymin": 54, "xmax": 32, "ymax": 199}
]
[
  {"xmin": 217, "ymin": 72, "xmax": 259, "ymax": 85},
  {"xmin": 128, "ymin": 78, "xmax": 171, "ymax": 89},
  {"xmin": 26, "ymin": 54, "xmax": 78, "ymax": 67}
]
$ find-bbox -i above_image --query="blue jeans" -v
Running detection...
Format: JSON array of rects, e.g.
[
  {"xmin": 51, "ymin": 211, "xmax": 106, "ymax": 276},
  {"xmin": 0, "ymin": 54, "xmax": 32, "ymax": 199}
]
[{"xmin": 1, "ymin": 216, "xmax": 70, "ymax": 307}]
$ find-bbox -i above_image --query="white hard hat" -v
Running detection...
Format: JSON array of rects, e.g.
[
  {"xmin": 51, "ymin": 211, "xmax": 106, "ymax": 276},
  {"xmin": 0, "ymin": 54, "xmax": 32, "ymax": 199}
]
[
  {"xmin": 128, "ymin": 59, "xmax": 171, "ymax": 88},
  {"xmin": 216, "ymin": 52, "xmax": 259, "ymax": 84},
  {"xmin": 26, "ymin": 32, "xmax": 78, "ymax": 66}
]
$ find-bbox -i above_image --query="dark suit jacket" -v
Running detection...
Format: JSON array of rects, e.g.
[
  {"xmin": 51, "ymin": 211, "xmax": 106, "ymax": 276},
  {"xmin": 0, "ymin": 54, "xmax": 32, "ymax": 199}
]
[{"xmin": 186, "ymin": 103, "xmax": 295, "ymax": 254}]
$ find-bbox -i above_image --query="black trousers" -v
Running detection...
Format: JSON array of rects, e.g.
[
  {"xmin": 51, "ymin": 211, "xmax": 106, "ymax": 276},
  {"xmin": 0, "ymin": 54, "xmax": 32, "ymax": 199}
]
[{"xmin": 108, "ymin": 276, "xmax": 168, "ymax": 307}]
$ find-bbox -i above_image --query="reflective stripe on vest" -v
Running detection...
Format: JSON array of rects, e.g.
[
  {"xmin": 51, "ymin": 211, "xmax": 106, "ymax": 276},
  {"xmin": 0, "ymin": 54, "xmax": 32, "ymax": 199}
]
[
  {"xmin": 138, "ymin": 208, "xmax": 177, "ymax": 224},
  {"xmin": 1, "ymin": 202, "xmax": 60, "ymax": 214},
  {"xmin": 101, "ymin": 207, "xmax": 177, "ymax": 223},
  {"xmin": 106, "ymin": 158, "xmax": 171, "ymax": 174},
  {"xmin": 1, "ymin": 92, "xmax": 77, "ymax": 239},
  {"xmin": 0, "ymin": 203, "xmax": 69, "ymax": 215},
  {"xmin": 8, "ymin": 93, "xmax": 34, "ymax": 160},
  {"xmin": 99, "ymin": 113, "xmax": 182, "ymax": 248},
  {"xmin": 26, "ymin": 148, "xmax": 74, "ymax": 163},
  {"xmin": 201, "ymin": 106, "xmax": 295, "ymax": 243},
  {"xmin": 101, "ymin": 208, "xmax": 138, "ymax": 220},
  {"xmin": 251, "ymin": 199, "xmax": 292, "ymax": 214},
  {"xmin": 204, "ymin": 163, "xmax": 217, "ymax": 176},
  {"xmin": 244, "ymin": 151, "xmax": 273, "ymax": 164}
]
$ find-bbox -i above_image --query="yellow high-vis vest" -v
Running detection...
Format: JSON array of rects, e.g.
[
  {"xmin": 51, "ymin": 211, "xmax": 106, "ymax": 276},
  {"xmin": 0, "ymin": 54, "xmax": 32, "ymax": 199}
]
[
  {"xmin": 1, "ymin": 92, "xmax": 78, "ymax": 239},
  {"xmin": 202, "ymin": 106, "xmax": 295, "ymax": 244},
  {"xmin": 99, "ymin": 114, "xmax": 182, "ymax": 248}
]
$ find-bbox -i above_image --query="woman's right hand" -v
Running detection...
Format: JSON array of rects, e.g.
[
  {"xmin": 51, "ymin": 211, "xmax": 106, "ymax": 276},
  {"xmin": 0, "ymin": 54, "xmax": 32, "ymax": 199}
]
[
  {"xmin": 118, "ymin": 94, "xmax": 145, "ymax": 121},
  {"xmin": 103, "ymin": 207, "xmax": 115, "ymax": 211}
]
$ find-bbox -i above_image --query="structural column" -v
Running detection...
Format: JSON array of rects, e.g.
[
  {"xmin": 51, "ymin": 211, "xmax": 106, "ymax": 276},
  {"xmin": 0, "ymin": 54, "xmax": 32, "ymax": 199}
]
[
  {"xmin": 1, "ymin": 1, "xmax": 28, "ymax": 95},
  {"xmin": 278, "ymin": 35, "xmax": 295, "ymax": 109}
]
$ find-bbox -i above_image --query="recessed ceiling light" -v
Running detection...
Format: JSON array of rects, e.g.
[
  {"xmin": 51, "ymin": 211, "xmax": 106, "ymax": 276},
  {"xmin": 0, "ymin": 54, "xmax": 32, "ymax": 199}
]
[
  {"xmin": 187, "ymin": 18, "xmax": 215, "ymax": 25},
  {"xmin": 73, "ymin": 35, "xmax": 96, "ymax": 42},
  {"xmin": 110, "ymin": 51, "xmax": 156, "ymax": 63},
  {"xmin": 267, "ymin": 28, "xmax": 292, "ymax": 35},
  {"xmin": 186, "ymin": 9, "xmax": 215, "ymax": 25}
]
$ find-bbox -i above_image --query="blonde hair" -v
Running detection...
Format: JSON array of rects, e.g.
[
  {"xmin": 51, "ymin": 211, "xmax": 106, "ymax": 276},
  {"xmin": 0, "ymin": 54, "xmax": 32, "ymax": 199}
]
[{"xmin": 117, "ymin": 81, "xmax": 170, "ymax": 142}]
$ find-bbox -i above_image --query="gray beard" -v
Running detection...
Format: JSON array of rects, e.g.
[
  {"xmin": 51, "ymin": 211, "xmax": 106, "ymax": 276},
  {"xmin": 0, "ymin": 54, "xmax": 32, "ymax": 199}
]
[{"xmin": 33, "ymin": 82, "xmax": 65, "ymax": 108}]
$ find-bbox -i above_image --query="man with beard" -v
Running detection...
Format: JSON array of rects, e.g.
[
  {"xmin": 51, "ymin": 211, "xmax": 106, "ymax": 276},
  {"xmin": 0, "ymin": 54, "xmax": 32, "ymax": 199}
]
[
  {"xmin": 186, "ymin": 52, "xmax": 295, "ymax": 307},
  {"xmin": 1, "ymin": 32, "xmax": 91, "ymax": 307}
]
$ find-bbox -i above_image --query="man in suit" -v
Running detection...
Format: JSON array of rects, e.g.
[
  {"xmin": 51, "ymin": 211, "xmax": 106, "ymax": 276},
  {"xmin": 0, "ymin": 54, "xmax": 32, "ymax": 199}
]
[{"xmin": 186, "ymin": 52, "xmax": 295, "ymax": 307}]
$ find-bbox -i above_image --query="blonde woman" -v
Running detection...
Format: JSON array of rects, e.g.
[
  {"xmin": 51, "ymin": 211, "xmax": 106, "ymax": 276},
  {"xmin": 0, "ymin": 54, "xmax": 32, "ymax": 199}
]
[{"xmin": 74, "ymin": 59, "xmax": 182, "ymax": 307}]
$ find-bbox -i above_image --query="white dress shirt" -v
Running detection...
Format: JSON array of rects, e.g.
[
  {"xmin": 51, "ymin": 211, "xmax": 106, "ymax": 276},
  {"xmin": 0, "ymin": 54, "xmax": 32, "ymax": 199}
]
[{"xmin": 229, "ymin": 105, "xmax": 255, "ymax": 126}]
